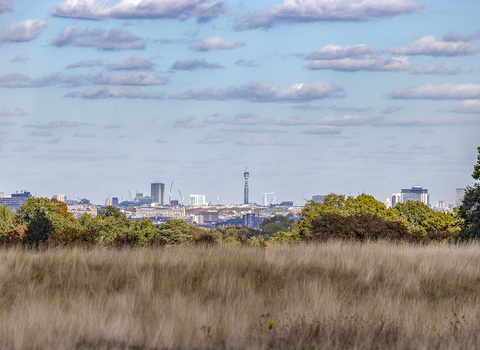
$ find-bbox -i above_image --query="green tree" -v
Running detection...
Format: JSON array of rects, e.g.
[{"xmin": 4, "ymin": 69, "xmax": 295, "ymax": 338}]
[
  {"xmin": 15, "ymin": 197, "xmax": 78, "ymax": 246},
  {"xmin": 458, "ymin": 147, "xmax": 480, "ymax": 240},
  {"xmin": 260, "ymin": 215, "xmax": 294, "ymax": 236},
  {"xmin": 0, "ymin": 205, "xmax": 15, "ymax": 234},
  {"xmin": 79, "ymin": 206, "xmax": 131, "ymax": 245},
  {"xmin": 153, "ymin": 219, "xmax": 193, "ymax": 246}
]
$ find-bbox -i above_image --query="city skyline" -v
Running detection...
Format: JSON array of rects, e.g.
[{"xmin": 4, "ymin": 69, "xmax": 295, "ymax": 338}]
[{"xmin": 0, "ymin": 0, "xmax": 479, "ymax": 206}]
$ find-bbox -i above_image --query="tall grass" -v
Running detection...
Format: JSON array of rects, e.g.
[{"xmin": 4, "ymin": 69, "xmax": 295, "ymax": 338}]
[{"xmin": 1, "ymin": 242, "xmax": 480, "ymax": 349}]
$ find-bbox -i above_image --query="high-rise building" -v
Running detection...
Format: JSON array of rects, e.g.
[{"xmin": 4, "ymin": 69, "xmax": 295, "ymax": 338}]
[
  {"xmin": 456, "ymin": 188, "xmax": 466, "ymax": 207},
  {"xmin": 244, "ymin": 168, "xmax": 249, "ymax": 204},
  {"xmin": 0, "ymin": 191, "xmax": 32, "ymax": 210},
  {"xmin": 112, "ymin": 197, "xmax": 119, "ymax": 206},
  {"xmin": 105, "ymin": 199, "xmax": 113, "ymax": 206},
  {"xmin": 243, "ymin": 213, "xmax": 256, "ymax": 228},
  {"xmin": 401, "ymin": 186, "xmax": 429, "ymax": 206},
  {"xmin": 56, "ymin": 193, "xmax": 66, "ymax": 203},
  {"xmin": 190, "ymin": 194, "xmax": 206, "ymax": 206},
  {"xmin": 151, "ymin": 182, "xmax": 165, "ymax": 205},
  {"xmin": 312, "ymin": 195, "xmax": 325, "ymax": 203},
  {"xmin": 391, "ymin": 193, "xmax": 402, "ymax": 207}
]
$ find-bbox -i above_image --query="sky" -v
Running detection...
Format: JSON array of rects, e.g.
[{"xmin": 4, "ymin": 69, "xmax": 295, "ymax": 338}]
[{"xmin": 0, "ymin": 0, "xmax": 479, "ymax": 206}]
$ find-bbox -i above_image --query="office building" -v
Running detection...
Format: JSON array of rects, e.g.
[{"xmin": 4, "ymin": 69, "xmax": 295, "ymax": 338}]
[
  {"xmin": 0, "ymin": 191, "xmax": 32, "ymax": 210},
  {"xmin": 190, "ymin": 194, "xmax": 206, "ymax": 206},
  {"xmin": 401, "ymin": 186, "xmax": 429, "ymax": 206},
  {"xmin": 151, "ymin": 182, "xmax": 165, "ymax": 205},
  {"xmin": 243, "ymin": 213, "xmax": 256, "ymax": 228},
  {"xmin": 312, "ymin": 195, "xmax": 325, "ymax": 203},
  {"xmin": 112, "ymin": 197, "xmax": 119, "ymax": 206},
  {"xmin": 105, "ymin": 199, "xmax": 113, "ymax": 206},
  {"xmin": 244, "ymin": 168, "xmax": 249, "ymax": 204},
  {"xmin": 56, "ymin": 193, "xmax": 66, "ymax": 203},
  {"xmin": 456, "ymin": 188, "xmax": 466, "ymax": 207},
  {"xmin": 391, "ymin": 193, "xmax": 402, "ymax": 207}
]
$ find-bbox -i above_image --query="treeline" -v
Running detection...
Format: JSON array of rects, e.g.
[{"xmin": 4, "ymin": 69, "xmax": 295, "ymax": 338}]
[
  {"xmin": 278, "ymin": 193, "xmax": 460, "ymax": 243},
  {"xmin": 0, "ymin": 198, "xmax": 277, "ymax": 248},
  {"xmin": 0, "ymin": 193, "xmax": 466, "ymax": 248}
]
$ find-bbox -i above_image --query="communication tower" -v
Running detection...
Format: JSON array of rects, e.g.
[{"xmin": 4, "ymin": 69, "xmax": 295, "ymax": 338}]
[{"xmin": 244, "ymin": 167, "xmax": 249, "ymax": 204}]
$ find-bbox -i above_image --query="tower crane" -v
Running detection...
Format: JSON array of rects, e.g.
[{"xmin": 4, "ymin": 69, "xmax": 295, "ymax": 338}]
[
  {"xmin": 178, "ymin": 189, "xmax": 184, "ymax": 206},
  {"xmin": 168, "ymin": 181, "xmax": 174, "ymax": 205},
  {"xmin": 261, "ymin": 192, "xmax": 275, "ymax": 206}
]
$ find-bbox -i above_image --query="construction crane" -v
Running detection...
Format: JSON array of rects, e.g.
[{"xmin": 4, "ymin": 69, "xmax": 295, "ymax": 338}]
[
  {"xmin": 168, "ymin": 181, "xmax": 174, "ymax": 205},
  {"xmin": 216, "ymin": 195, "xmax": 221, "ymax": 205},
  {"xmin": 178, "ymin": 189, "xmax": 184, "ymax": 205},
  {"xmin": 269, "ymin": 196, "xmax": 277, "ymax": 206},
  {"xmin": 261, "ymin": 192, "xmax": 275, "ymax": 206}
]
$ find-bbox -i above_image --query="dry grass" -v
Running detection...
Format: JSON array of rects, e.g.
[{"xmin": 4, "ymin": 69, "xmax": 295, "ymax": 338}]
[{"xmin": 1, "ymin": 242, "xmax": 480, "ymax": 349}]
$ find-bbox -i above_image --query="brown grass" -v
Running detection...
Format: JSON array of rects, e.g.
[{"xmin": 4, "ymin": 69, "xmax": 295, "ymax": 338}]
[{"xmin": 1, "ymin": 242, "xmax": 480, "ymax": 349}]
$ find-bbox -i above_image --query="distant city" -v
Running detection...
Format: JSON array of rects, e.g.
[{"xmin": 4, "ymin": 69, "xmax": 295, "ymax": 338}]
[{"xmin": 0, "ymin": 168, "xmax": 465, "ymax": 229}]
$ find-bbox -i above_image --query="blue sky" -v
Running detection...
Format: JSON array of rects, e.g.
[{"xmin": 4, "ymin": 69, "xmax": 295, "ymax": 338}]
[{"xmin": 0, "ymin": 0, "xmax": 479, "ymax": 205}]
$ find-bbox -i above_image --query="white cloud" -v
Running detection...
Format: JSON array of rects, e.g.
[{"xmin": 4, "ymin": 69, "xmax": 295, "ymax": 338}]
[
  {"xmin": 235, "ymin": 59, "xmax": 260, "ymax": 67},
  {"xmin": 51, "ymin": 0, "xmax": 227, "ymax": 22},
  {"xmin": 450, "ymin": 100, "xmax": 480, "ymax": 113},
  {"xmin": 171, "ymin": 81, "xmax": 344, "ymax": 102},
  {"xmin": 188, "ymin": 35, "xmax": 245, "ymax": 51},
  {"xmin": 65, "ymin": 59, "xmax": 103, "ymax": 68},
  {"xmin": 390, "ymin": 83, "xmax": 480, "ymax": 100},
  {"xmin": 389, "ymin": 36, "xmax": 479, "ymax": 56},
  {"xmin": 65, "ymin": 86, "xmax": 165, "ymax": 99},
  {"xmin": 61, "ymin": 72, "xmax": 169, "ymax": 86},
  {"xmin": 0, "ymin": 0, "xmax": 13, "ymax": 13},
  {"xmin": 412, "ymin": 62, "xmax": 464, "ymax": 75},
  {"xmin": 52, "ymin": 25, "xmax": 147, "ymax": 50},
  {"xmin": 106, "ymin": 56, "xmax": 154, "ymax": 70},
  {"xmin": 0, "ymin": 73, "xmax": 59, "ymax": 88},
  {"xmin": 305, "ymin": 44, "xmax": 375, "ymax": 60},
  {"xmin": 172, "ymin": 116, "xmax": 205, "ymax": 129},
  {"xmin": 0, "ymin": 19, "xmax": 48, "ymax": 43},
  {"xmin": 442, "ymin": 30, "xmax": 480, "ymax": 42},
  {"xmin": 305, "ymin": 56, "xmax": 411, "ymax": 71},
  {"xmin": 0, "ymin": 108, "xmax": 28, "ymax": 116},
  {"xmin": 235, "ymin": 0, "xmax": 425, "ymax": 30},
  {"xmin": 171, "ymin": 59, "xmax": 224, "ymax": 70}
]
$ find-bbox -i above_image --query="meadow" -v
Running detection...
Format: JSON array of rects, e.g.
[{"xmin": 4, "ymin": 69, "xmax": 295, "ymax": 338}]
[{"xmin": 1, "ymin": 242, "xmax": 480, "ymax": 349}]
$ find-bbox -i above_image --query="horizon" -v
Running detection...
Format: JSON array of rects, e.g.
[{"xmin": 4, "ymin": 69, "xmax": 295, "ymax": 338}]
[{"xmin": 1, "ymin": 0, "xmax": 479, "ymax": 206}]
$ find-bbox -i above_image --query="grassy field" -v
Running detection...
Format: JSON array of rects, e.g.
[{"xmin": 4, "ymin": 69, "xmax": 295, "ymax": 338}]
[{"xmin": 1, "ymin": 242, "xmax": 480, "ymax": 349}]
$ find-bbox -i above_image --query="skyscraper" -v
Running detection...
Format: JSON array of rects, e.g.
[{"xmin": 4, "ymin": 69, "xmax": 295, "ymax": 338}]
[
  {"xmin": 401, "ymin": 186, "xmax": 429, "ymax": 206},
  {"xmin": 151, "ymin": 182, "xmax": 165, "ymax": 205},
  {"xmin": 244, "ymin": 168, "xmax": 249, "ymax": 204},
  {"xmin": 456, "ymin": 188, "xmax": 466, "ymax": 207}
]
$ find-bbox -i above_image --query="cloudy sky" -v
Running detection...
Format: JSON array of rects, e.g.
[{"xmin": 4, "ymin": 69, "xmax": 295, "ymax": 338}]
[{"xmin": 0, "ymin": 0, "xmax": 479, "ymax": 206}]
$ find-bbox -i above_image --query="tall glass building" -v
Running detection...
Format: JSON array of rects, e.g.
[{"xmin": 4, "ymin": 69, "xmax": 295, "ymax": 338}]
[
  {"xmin": 401, "ymin": 186, "xmax": 429, "ymax": 206},
  {"xmin": 151, "ymin": 182, "xmax": 165, "ymax": 205}
]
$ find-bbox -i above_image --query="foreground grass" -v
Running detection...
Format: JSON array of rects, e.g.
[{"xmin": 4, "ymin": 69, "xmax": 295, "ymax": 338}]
[{"xmin": 1, "ymin": 242, "xmax": 480, "ymax": 349}]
